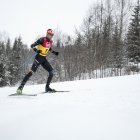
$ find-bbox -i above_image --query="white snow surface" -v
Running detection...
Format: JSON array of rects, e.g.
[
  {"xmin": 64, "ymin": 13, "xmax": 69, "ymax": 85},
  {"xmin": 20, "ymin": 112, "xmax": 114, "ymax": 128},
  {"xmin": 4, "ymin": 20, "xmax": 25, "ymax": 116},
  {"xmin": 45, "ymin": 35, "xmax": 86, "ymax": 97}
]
[{"xmin": 0, "ymin": 75, "xmax": 140, "ymax": 140}]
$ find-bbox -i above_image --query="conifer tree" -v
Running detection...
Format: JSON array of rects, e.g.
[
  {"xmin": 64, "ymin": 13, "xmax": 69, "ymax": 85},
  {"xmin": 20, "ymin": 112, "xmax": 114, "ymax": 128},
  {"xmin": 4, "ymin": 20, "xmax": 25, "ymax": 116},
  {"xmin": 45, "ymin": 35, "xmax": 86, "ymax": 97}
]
[{"xmin": 127, "ymin": 0, "xmax": 140, "ymax": 64}]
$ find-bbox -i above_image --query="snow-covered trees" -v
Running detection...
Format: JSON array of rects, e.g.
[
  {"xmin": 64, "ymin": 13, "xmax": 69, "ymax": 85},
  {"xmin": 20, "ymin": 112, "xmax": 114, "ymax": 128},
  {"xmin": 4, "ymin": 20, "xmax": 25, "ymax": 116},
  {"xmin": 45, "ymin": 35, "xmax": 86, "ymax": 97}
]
[
  {"xmin": 0, "ymin": 40, "xmax": 11, "ymax": 86},
  {"xmin": 127, "ymin": 0, "xmax": 140, "ymax": 70},
  {"xmin": 0, "ymin": 36, "xmax": 31, "ymax": 87}
]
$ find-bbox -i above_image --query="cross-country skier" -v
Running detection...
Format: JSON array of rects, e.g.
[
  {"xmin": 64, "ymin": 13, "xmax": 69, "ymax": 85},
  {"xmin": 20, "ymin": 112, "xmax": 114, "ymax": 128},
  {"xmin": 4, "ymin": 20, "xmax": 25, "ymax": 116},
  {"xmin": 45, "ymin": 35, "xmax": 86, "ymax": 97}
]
[{"xmin": 16, "ymin": 29, "xmax": 59, "ymax": 94}]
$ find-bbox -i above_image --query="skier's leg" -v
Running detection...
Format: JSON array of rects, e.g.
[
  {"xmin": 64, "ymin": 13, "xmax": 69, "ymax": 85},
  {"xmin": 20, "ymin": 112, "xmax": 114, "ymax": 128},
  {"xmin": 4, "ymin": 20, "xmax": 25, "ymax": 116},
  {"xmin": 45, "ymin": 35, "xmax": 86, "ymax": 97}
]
[
  {"xmin": 17, "ymin": 59, "xmax": 40, "ymax": 93},
  {"xmin": 41, "ymin": 59, "xmax": 54, "ymax": 91},
  {"xmin": 19, "ymin": 71, "xmax": 33, "ymax": 88},
  {"xmin": 46, "ymin": 70, "xmax": 54, "ymax": 87}
]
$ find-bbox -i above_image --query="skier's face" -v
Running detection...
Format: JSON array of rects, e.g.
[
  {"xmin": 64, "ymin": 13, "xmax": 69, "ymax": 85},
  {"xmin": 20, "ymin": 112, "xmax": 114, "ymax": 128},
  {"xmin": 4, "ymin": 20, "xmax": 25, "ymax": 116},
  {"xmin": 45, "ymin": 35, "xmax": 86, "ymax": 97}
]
[{"xmin": 47, "ymin": 33, "xmax": 54, "ymax": 40}]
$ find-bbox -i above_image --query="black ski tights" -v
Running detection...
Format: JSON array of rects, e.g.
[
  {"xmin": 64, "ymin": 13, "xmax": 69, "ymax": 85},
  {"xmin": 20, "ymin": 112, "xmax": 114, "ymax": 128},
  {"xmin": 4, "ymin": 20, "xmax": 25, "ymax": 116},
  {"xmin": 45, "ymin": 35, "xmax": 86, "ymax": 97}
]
[
  {"xmin": 21, "ymin": 71, "xmax": 33, "ymax": 87},
  {"xmin": 46, "ymin": 70, "xmax": 54, "ymax": 88},
  {"xmin": 19, "ymin": 54, "xmax": 54, "ymax": 89},
  {"xmin": 20, "ymin": 70, "xmax": 53, "ymax": 88}
]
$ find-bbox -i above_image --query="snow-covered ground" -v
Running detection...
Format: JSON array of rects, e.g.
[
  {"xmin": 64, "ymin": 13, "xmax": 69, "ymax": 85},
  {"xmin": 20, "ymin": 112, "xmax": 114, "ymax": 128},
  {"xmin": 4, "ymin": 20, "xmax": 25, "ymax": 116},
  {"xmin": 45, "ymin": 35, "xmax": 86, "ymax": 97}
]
[{"xmin": 0, "ymin": 75, "xmax": 140, "ymax": 140}]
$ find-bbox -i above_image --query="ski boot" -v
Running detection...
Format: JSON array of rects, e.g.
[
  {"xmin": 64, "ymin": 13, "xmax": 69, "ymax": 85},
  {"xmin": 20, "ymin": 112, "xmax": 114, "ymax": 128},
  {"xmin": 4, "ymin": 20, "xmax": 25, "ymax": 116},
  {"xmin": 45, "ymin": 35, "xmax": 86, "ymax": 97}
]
[
  {"xmin": 16, "ymin": 85, "xmax": 23, "ymax": 94},
  {"xmin": 45, "ymin": 86, "xmax": 56, "ymax": 93}
]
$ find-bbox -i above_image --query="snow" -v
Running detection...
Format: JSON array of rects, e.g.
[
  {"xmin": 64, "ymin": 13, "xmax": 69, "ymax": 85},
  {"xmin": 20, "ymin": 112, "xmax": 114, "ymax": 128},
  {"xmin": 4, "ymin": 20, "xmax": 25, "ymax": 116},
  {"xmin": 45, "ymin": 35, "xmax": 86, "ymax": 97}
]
[{"xmin": 0, "ymin": 75, "xmax": 140, "ymax": 140}]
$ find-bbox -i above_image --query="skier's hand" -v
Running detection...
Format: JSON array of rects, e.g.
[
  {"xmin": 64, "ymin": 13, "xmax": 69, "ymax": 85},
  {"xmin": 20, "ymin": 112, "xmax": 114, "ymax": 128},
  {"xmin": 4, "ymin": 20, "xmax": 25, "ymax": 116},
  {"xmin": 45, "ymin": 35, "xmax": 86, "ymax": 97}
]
[
  {"xmin": 33, "ymin": 48, "xmax": 42, "ymax": 54},
  {"xmin": 36, "ymin": 50, "xmax": 42, "ymax": 54},
  {"xmin": 52, "ymin": 51, "xmax": 59, "ymax": 56},
  {"xmin": 54, "ymin": 52, "xmax": 59, "ymax": 56}
]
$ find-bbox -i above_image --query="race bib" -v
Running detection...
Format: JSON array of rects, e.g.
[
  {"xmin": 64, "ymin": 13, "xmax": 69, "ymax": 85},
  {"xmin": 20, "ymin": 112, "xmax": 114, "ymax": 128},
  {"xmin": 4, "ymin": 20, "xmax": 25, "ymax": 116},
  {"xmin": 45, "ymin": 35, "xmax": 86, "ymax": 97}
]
[{"xmin": 37, "ymin": 45, "xmax": 50, "ymax": 56}]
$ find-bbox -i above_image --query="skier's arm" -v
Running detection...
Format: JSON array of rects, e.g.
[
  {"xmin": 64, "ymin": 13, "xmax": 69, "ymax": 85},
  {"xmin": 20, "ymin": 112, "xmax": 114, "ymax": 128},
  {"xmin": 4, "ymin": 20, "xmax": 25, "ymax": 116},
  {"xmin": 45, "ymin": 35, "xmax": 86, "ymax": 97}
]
[
  {"xmin": 31, "ymin": 38, "xmax": 44, "ymax": 52},
  {"xmin": 49, "ymin": 48, "xmax": 59, "ymax": 56}
]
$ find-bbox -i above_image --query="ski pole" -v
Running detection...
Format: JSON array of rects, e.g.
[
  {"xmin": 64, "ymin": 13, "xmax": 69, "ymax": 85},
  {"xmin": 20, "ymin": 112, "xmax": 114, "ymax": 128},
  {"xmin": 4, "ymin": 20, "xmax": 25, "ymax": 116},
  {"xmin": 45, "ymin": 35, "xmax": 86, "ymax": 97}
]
[{"xmin": 18, "ymin": 53, "xmax": 37, "ymax": 70}]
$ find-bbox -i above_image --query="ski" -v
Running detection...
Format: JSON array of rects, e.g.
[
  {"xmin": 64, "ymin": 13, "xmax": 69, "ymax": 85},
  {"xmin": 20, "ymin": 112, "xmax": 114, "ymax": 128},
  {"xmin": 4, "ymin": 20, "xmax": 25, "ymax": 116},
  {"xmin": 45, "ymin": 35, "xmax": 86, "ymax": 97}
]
[
  {"xmin": 9, "ymin": 93, "xmax": 37, "ymax": 96},
  {"xmin": 41, "ymin": 90, "xmax": 70, "ymax": 94}
]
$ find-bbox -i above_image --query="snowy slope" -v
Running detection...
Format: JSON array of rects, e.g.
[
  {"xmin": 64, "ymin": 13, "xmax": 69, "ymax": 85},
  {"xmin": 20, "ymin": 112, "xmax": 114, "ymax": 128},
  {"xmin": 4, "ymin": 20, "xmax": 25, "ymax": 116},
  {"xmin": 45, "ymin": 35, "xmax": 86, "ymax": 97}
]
[{"xmin": 0, "ymin": 75, "xmax": 140, "ymax": 140}]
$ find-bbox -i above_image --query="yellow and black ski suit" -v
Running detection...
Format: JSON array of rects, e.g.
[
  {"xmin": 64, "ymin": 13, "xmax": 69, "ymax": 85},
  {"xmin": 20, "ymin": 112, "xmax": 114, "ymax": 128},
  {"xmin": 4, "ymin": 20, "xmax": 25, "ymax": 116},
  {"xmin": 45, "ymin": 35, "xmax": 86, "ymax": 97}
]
[{"xmin": 19, "ymin": 37, "xmax": 58, "ymax": 90}]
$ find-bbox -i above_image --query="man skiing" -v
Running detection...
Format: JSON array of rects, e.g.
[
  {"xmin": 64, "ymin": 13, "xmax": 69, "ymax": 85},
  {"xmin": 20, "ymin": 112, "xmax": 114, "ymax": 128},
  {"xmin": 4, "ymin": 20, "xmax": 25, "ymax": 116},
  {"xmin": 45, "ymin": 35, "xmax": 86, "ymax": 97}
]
[{"xmin": 16, "ymin": 29, "xmax": 59, "ymax": 94}]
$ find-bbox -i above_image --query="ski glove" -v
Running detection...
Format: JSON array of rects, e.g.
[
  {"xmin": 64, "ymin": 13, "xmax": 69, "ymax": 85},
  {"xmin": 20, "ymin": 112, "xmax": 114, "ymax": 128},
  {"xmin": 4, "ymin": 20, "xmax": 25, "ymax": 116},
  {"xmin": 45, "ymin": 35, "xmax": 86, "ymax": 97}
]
[
  {"xmin": 52, "ymin": 51, "xmax": 59, "ymax": 56},
  {"xmin": 33, "ymin": 48, "xmax": 42, "ymax": 54}
]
